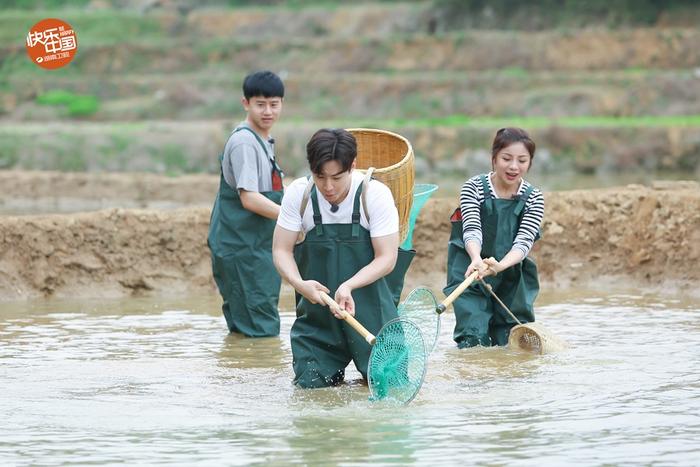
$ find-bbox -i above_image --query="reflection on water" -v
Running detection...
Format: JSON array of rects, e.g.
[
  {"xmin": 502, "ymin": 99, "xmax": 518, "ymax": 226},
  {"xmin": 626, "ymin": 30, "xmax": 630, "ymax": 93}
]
[
  {"xmin": 218, "ymin": 332, "xmax": 289, "ymax": 370},
  {"xmin": 1, "ymin": 291, "xmax": 699, "ymax": 465}
]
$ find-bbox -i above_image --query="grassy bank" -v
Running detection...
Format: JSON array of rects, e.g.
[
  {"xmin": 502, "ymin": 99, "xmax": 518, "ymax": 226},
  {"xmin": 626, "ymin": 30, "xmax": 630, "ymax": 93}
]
[
  {"xmin": 2, "ymin": 121, "xmax": 699, "ymax": 179},
  {"xmin": 2, "ymin": 2, "xmax": 698, "ymax": 181}
]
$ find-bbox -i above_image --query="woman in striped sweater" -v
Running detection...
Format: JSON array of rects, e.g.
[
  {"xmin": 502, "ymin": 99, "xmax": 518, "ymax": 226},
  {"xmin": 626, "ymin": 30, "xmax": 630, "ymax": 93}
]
[{"xmin": 444, "ymin": 128, "xmax": 544, "ymax": 348}]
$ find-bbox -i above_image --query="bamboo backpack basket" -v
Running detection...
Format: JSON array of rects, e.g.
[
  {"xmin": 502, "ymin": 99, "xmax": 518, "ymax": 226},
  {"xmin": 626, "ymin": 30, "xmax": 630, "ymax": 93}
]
[{"xmin": 347, "ymin": 128, "xmax": 415, "ymax": 243}]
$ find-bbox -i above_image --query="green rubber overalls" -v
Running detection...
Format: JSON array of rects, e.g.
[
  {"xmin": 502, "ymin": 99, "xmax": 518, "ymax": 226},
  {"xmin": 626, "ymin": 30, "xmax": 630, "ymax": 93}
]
[
  {"xmin": 207, "ymin": 127, "xmax": 284, "ymax": 337},
  {"xmin": 291, "ymin": 180, "xmax": 413, "ymax": 388},
  {"xmin": 444, "ymin": 174, "xmax": 539, "ymax": 348}
]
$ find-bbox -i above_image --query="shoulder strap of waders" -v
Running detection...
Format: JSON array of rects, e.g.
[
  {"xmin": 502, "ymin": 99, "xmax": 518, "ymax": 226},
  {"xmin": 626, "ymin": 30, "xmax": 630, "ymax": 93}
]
[
  {"xmin": 514, "ymin": 184, "xmax": 535, "ymax": 217},
  {"xmin": 234, "ymin": 126, "xmax": 269, "ymax": 158},
  {"xmin": 300, "ymin": 172, "xmax": 371, "ymax": 230},
  {"xmin": 514, "ymin": 183, "xmax": 541, "ymax": 240},
  {"xmin": 480, "ymin": 174, "xmax": 494, "ymax": 215},
  {"xmin": 352, "ymin": 178, "xmax": 363, "ymax": 238},
  {"xmin": 310, "ymin": 185, "xmax": 324, "ymax": 236},
  {"xmin": 234, "ymin": 126, "xmax": 284, "ymax": 179}
]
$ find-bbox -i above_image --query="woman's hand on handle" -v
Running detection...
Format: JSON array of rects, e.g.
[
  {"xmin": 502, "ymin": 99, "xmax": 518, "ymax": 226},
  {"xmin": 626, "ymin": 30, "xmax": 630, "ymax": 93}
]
[
  {"xmin": 480, "ymin": 257, "xmax": 502, "ymax": 278},
  {"xmin": 465, "ymin": 258, "xmax": 486, "ymax": 278},
  {"xmin": 464, "ymin": 239, "xmax": 485, "ymax": 278},
  {"xmin": 481, "ymin": 249, "xmax": 526, "ymax": 278}
]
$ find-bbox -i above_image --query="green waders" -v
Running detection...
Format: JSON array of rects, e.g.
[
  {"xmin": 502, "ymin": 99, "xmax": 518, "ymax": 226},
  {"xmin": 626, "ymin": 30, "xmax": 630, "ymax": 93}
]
[
  {"xmin": 291, "ymin": 182, "xmax": 412, "ymax": 388},
  {"xmin": 386, "ymin": 246, "xmax": 416, "ymax": 308},
  {"xmin": 207, "ymin": 127, "xmax": 284, "ymax": 337},
  {"xmin": 444, "ymin": 175, "xmax": 539, "ymax": 348}
]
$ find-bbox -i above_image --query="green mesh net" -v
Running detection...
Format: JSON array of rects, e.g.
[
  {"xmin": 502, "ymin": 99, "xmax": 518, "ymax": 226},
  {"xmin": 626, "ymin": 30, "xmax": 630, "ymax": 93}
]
[
  {"xmin": 397, "ymin": 287, "xmax": 440, "ymax": 354},
  {"xmin": 368, "ymin": 318, "xmax": 427, "ymax": 405}
]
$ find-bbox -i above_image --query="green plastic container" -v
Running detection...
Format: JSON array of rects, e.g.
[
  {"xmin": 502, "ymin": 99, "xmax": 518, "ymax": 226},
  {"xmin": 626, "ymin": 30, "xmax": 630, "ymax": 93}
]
[{"xmin": 400, "ymin": 183, "xmax": 438, "ymax": 250}]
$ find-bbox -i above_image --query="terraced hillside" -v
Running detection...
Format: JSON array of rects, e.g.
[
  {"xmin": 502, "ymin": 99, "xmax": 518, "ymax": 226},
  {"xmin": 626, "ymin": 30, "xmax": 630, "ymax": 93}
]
[{"xmin": 1, "ymin": 1, "xmax": 699, "ymax": 191}]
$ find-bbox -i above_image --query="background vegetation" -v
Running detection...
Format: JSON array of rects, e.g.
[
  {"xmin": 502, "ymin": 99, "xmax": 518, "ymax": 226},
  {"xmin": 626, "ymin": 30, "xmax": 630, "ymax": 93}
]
[{"xmin": 1, "ymin": 0, "xmax": 699, "ymax": 190}]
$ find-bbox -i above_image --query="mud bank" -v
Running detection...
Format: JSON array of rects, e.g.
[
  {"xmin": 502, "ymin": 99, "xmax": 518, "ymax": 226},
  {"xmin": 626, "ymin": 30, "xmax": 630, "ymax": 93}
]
[
  {"xmin": 0, "ymin": 171, "xmax": 218, "ymax": 213},
  {"xmin": 1, "ymin": 181, "xmax": 698, "ymax": 301},
  {"xmin": 413, "ymin": 181, "xmax": 700, "ymax": 295}
]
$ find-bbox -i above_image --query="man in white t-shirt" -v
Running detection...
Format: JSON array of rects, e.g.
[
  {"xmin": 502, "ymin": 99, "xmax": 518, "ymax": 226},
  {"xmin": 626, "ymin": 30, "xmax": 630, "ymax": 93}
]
[{"xmin": 273, "ymin": 128, "xmax": 407, "ymax": 388}]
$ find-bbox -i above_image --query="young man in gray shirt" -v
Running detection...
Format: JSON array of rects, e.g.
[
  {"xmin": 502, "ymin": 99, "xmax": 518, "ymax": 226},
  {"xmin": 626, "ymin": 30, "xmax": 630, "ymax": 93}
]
[{"xmin": 208, "ymin": 71, "xmax": 285, "ymax": 337}]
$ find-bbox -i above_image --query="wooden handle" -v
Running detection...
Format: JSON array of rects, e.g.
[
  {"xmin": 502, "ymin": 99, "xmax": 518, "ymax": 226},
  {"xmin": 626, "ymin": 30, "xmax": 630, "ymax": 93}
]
[
  {"xmin": 319, "ymin": 291, "xmax": 376, "ymax": 345},
  {"xmin": 478, "ymin": 279, "xmax": 522, "ymax": 325},
  {"xmin": 437, "ymin": 271, "xmax": 479, "ymax": 314}
]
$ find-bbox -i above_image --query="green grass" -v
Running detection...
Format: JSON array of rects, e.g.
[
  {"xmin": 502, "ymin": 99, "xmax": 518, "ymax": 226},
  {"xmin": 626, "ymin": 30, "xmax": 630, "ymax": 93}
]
[
  {"xmin": 500, "ymin": 67, "xmax": 530, "ymax": 79},
  {"xmin": 151, "ymin": 143, "xmax": 190, "ymax": 175},
  {"xmin": 2, "ymin": 0, "xmax": 90, "ymax": 8},
  {"xmin": 292, "ymin": 114, "xmax": 700, "ymax": 129},
  {"xmin": 5, "ymin": 114, "xmax": 700, "ymax": 134},
  {"xmin": 36, "ymin": 89, "xmax": 99, "ymax": 117},
  {"xmin": 0, "ymin": 10, "xmax": 166, "ymax": 46},
  {"xmin": 0, "ymin": 138, "xmax": 20, "ymax": 169},
  {"xmin": 36, "ymin": 89, "xmax": 77, "ymax": 105}
]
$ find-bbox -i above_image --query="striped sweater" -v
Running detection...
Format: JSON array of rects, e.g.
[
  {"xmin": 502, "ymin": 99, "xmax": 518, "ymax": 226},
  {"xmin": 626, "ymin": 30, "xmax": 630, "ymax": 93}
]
[{"xmin": 459, "ymin": 173, "xmax": 544, "ymax": 258}]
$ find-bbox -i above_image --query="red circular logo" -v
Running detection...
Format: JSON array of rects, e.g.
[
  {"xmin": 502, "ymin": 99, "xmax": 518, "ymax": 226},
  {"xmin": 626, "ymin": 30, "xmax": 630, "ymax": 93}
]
[{"xmin": 25, "ymin": 18, "xmax": 78, "ymax": 70}]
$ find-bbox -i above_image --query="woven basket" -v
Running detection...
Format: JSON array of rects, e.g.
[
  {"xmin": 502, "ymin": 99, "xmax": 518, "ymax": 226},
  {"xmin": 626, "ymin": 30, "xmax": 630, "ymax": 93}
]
[
  {"xmin": 508, "ymin": 322, "xmax": 567, "ymax": 355},
  {"xmin": 347, "ymin": 128, "xmax": 415, "ymax": 243}
]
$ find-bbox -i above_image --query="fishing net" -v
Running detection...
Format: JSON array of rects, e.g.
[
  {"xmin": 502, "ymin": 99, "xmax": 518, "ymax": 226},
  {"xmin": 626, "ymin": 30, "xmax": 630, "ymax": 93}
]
[
  {"xmin": 475, "ymin": 279, "xmax": 567, "ymax": 355},
  {"xmin": 397, "ymin": 287, "xmax": 440, "ymax": 354},
  {"xmin": 368, "ymin": 318, "xmax": 427, "ymax": 405},
  {"xmin": 508, "ymin": 322, "xmax": 567, "ymax": 355}
]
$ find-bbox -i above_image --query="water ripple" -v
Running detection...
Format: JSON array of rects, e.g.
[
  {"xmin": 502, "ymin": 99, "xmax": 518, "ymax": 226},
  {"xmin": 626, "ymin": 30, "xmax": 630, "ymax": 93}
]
[{"xmin": 1, "ymin": 292, "xmax": 699, "ymax": 465}]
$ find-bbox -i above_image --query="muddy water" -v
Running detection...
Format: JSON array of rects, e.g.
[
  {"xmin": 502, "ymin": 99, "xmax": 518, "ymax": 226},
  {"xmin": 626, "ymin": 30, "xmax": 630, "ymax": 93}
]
[{"xmin": 1, "ymin": 290, "xmax": 699, "ymax": 465}]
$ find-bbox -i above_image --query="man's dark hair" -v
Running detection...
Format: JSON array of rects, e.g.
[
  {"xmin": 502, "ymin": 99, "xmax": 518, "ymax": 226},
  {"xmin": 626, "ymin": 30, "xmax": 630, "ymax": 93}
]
[
  {"xmin": 242, "ymin": 70, "xmax": 284, "ymax": 100},
  {"xmin": 306, "ymin": 128, "xmax": 357, "ymax": 175}
]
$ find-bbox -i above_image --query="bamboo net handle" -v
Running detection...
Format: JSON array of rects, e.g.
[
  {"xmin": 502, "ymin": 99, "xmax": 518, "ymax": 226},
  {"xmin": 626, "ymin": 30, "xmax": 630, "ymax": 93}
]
[
  {"xmin": 478, "ymin": 279, "xmax": 523, "ymax": 325},
  {"xmin": 437, "ymin": 271, "xmax": 479, "ymax": 314},
  {"xmin": 320, "ymin": 291, "xmax": 376, "ymax": 345}
]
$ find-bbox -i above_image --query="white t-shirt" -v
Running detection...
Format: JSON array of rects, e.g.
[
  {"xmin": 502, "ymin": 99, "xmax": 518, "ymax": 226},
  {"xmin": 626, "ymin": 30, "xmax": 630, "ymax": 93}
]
[{"xmin": 277, "ymin": 171, "xmax": 399, "ymax": 238}]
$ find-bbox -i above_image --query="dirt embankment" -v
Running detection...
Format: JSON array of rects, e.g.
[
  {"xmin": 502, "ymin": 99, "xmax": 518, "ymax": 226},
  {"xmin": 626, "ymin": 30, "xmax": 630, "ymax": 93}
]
[
  {"xmin": 412, "ymin": 181, "xmax": 700, "ymax": 294},
  {"xmin": 1, "ymin": 180, "xmax": 698, "ymax": 300},
  {"xmin": 0, "ymin": 170, "xmax": 218, "ymax": 210}
]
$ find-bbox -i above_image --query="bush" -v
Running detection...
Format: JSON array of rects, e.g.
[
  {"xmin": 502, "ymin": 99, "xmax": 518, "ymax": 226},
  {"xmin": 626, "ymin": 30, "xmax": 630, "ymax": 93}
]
[{"xmin": 36, "ymin": 90, "xmax": 99, "ymax": 117}]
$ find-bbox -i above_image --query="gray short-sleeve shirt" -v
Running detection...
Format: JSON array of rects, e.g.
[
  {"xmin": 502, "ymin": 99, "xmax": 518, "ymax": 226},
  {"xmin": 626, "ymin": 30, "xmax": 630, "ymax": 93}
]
[{"xmin": 222, "ymin": 121, "xmax": 275, "ymax": 193}]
